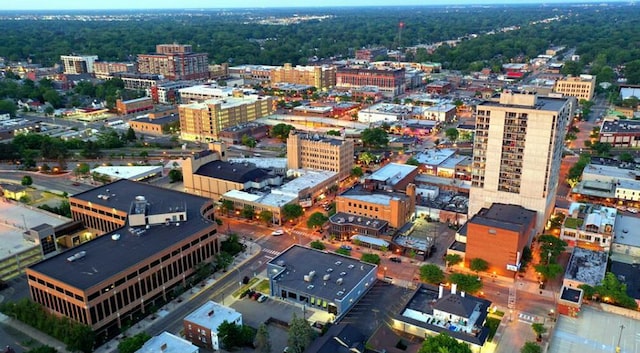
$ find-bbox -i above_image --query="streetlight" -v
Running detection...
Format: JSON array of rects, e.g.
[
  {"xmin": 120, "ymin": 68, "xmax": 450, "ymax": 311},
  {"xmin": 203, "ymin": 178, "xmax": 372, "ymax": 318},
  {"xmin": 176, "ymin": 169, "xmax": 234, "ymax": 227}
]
[{"xmin": 616, "ymin": 324, "xmax": 625, "ymax": 353}]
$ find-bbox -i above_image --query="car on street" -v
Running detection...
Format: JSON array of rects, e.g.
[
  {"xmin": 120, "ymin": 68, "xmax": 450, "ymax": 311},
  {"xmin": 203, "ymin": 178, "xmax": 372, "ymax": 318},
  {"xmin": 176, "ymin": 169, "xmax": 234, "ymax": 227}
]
[
  {"xmin": 390, "ymin": 257, "xmax": 402, "ymax": 263},
  {"xmin": 628, "ymin": 207, "xmax": 639, "ymax": 214},
  {"xmin": 339, "ymin": 245, "xmax": 352, "ymax": 251},
  {"xmin": 271, "ymin": 229, "xmax": 284, "ymax": 236}
]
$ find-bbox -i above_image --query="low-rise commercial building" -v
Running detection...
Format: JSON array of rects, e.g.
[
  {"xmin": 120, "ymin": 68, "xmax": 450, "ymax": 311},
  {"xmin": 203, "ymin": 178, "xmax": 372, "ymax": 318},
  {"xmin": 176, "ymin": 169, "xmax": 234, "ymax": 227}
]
[
  {"xmin": 267, "ymin": 245, "xmax": 377, "ymax": 321},
  {"xmin": 28, "ymin": 180, "xmax": 219, "ymax": 338},
  {"xmin": 560, "ymin": 202, "xmax": 616, "ymax": 251},
  {"xmin": 336, "ymin": 183, "xmax": 416, "ymax": 229},
  {"xmin": 184, "ymin": 301, "xmax": 242, "ymax": 351},
  {"xmin": 562, "ymin": 247, "xmax": 607, "ymax": 289},
  {"xmin": 390, "ymin": 284, "xmax": 492, "ymax": 353},
  {"xmin": 116, "ymin": 97, "xmax": 154, "ymax": 115},
  {"xmin": 136, "ymin": 332, "xmax": 199, "ymax": 353},
  {"xmin": 599, "ymin": 119, "xmax": 640, "ymax": 148},
  {"xmin": 129, "ymin": 114, "xmax": 180, "ymax": 135}
]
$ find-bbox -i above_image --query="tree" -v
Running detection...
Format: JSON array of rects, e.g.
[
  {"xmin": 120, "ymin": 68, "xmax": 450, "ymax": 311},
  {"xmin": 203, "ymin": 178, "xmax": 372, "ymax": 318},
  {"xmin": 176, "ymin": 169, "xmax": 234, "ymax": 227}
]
[
  {"xmin": 44, "ymin": 106, "xmax": 55, "ymax": 116},
  {"xmin": 271, "ymin": 123, "xmax": 295, "ymax": 141},
  {"xmin": 590, "ymin": 272, "xmax": 638, "ymax": 309},
  {"xmin": 282, "ymin": 204, "xmax": 303, "ymax": 222},
  {"xmin": 361, "ymin": 253, "xmax": 380, "ymax": 265},
  {"xmin": 326, "ymin": 130, "xmax": 341, "ymax": 136},
  {"xmin": 445, "ymin": 128, "xmax": 460, "ymax": 142},
  {"xmin": 561, "ymin": 60, "xmax": 584, "ymax": 77},
  {"xmin": 360, "ymin": 127, "xmax": 389, "ymax": 148},
  {"xmin": 520, "ymin": 342, "xmax": 542, "ymax": 353},
  {"xmin": 310, "ymin": 240, "xmax": 326, "ymax": 250},
  {"xmin": 531, "ymin": 323, "xmax": 547, "ymax": 341},
  {"xmin": 254, "ymin": 323, "xmax": 272, "ymax": 353},
  {"xmin": 218, "ymin": 320, "xmax": 243, "ymax": 349},
  {"xmin": 117, "ymin": 332, "xmax": 151, "ymax": 353},
  {"xmin": 335, "ymin": 248, "xmax": 351, "ymax": 256},
  {"xmin": 26, "ymin": 346, "xmax": 58, "ymax": 353},
  {"xmin": 419, "ymin": 264, "xmax": 445, "ymax": 284},
  {"xmin": 358, "ymin": 151, "xmax": 375, "ymax": 165},
  {"xmin": 221, "ymin": 199, "xmax": 235, "ymax": 215},
  {"xmin": 445, "ymin": 254, "xmax": 463, "ymax": 268},
  {"xmin": 21, "ymin": 175, "xmax": 33, "ymax": 186},
  {"xmin": 215, "ymin": 252, "xmax": 234, "ymax": 272},
  {"xmin": 351, "ymin": 166, "xmax": 363, "ymax": 177},
  {"xmin": 624, "ymin": 59, "xmax": 640, "ymax": 84},
  {"xmin": 241, "ymin": 134, "xmax": 257, "ymax": 148},
  {"xmin": 287, "ymin": 313, "xmax": 316, "ymax": 353},
  {"xmin": 0, "ymin": 99, "xmax": 17, "ymax": 116},
  {"xmin": 125, "ymin": 126, "xmax": 137, "ymax": 141},
  {"xmin": 619, "ymin": 152, "xmax": 635, "ymax": 163},
  {"xmin": 258, "ymin": 210, "xmax": 274, "ymax": 225},
  {"xmin": 168, "ymin": 169, "xmax": 183, "ymax": 183},
  {"xmin": 533, "ymin": 263, "xmax": 564, "ymax": 282},
  {"xmin": 307, "ymin": 212, "xmax": 328, "ymax": 229},
  {"xmin": 469, "ymin": 258, "xmax": 489, "ymax": 276},
  {"xmin": 537, "ymin": 234, "xmax": 567, "ymax": 264},
  {"xmin": 405, "ymin": 157, "xmax": 420, "ymax": 166},
  {"xmin": 241, "ymin": 204, "xmax": 255, "ymax": 219},
  {"xmin": 448, "ymin": 273, "xmax": 483, "ymax": 293},
  {"xmin": 418, "ymin": 333, "xmax": 472, "ymax": 353}
]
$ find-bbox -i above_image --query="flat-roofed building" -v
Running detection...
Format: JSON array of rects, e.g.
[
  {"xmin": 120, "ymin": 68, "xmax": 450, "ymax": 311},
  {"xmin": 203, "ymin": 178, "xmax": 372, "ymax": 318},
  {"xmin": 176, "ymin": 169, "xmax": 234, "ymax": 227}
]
[
  {"xmin": 183, "ymin": 301, "xmax": 242, "ymax": 351},
  {"xmin": 464, "ymin": 203, "xmax": 536, "ymax": 277},
  {"xmin": 563, "ymin": 247, "xmax": 607, "ymax": 289},
  {"xmin": 27, "ymin": 180, "xmax": 219, "ymax": 338},
  {"xmin": 364, "ymin": 163, "xmax": 418, "ymax": 193},
  {"xmin": 267, "ymin": 245, "xmax": 377, "ymax": 320},
  {"xmin": 61, "ymin": 55, "xmax": 99, "ymax": 74},
  {"xmin": 336, "ymin": 184, "xmax": 416, "ymax": 229},
  {"xmin": 287, "ymin": 132, "xmax": 354, "ymax": 181},
  {"xmin": 137, "ymin": 44, "xmax": 209, "ymax": 81},
  {"xmin": 93, "ymin": 62, "xmax": 135, "ymax": 79},
  {"xmin": 469, "ymin": 92, "xmax": 573, "ymax": 232},
  {"xmin": 228, "ymin": 65, "xmax": 276, "ymax": 81},
  {"xmin": 136, "ymin": 332, "xmax": 199, "ymax": 353},
  {"xmin": 560, "ymin": 202, "xmax": 616, "ymax": 251},
  {"xmin": 178, "ymin": 84, "xmax": 253, "ymax": 103},
  {"xmin": 611, "ymin": 213, "xmax": 640, "ymax": 260},
  {"xmin": 599, "ymin": 119, "xmax": 640, "ymax": 148},
  {"xmin": 329, "ymin": 212, "xmax": 389, "ymax": 239},
  {"xmin": 179, "ymin": 95, "xmax": 275, "ymax": 142},
  {"xmin": 553, "ymin": 75, "xmax": 596, "ymax": 101},
  {"xmin": 337, "ymin": 67, "xmax": 405, "ymax": 98},
  {"xmin": 129, "ymin": 113, "xmax": 180, "ymax": 135},
  {"xmin": 270, "ymin": 63, "xmax": 336, "ymax": 90},
  {"xmin": 116, "ymin": 97, "xmax": 154, "ymax": 115},
  {"xmin": 390, "ymin": 283, "xmax": 492, "ymax": 353},
  {"xmin": 112, "ymin": 72, "xmax": 164, "ymax": 91}
]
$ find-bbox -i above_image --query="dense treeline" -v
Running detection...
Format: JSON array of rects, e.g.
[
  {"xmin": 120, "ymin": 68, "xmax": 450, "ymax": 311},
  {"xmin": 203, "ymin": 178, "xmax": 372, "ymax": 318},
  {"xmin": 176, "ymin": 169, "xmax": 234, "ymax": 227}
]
[{"xmin": 0, "ymin": 5, "xmax": 577, "ymax": 66}]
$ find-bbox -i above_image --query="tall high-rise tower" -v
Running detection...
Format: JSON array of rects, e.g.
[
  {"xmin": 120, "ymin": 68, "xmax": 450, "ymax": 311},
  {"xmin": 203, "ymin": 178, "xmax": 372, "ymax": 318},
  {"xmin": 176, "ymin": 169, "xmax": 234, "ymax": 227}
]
[{"xmin": 469, "ymin": 91, "xmax": 574, "ymax": 232}]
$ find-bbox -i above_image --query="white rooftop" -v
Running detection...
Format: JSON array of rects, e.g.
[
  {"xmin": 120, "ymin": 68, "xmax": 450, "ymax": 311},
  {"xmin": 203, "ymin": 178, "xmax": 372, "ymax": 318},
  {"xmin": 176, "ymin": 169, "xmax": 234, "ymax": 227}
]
[
  {"xmin": 181, "ymin": 94, "xmax": 268, "ymax": 110},
  {"xmin": 582, "ymin": 164, "xmax": 639, "ymax": 182},
  {"xmin": 135, "ymin": 332, "xmax": 198, "ymax": 353},
  {"xmin": 223, "ymin": 189, "xmax": 261, "ymax": 202},
  {"xmin": 367, "ymin": 163, "xmax": 417, "ymax": 185},
  {"xmin": 184, "ymin": 301, "xmax": 242, "ymax": 331},
  {"xmin": 341, "ymin": 193, "xmax": 399, "ymax": 206},
  {"xmin": 0, "ymin": 202, "xmax": 70, "ymax": 261},
  {"xmin": 276, "ymin": 169, "xmax": 337, "ymax": 197},
  {"xmin": 352, "ymin": 234, "xmax": 389, "ymax": 247},
  {"xmin": 614, "ymin": 214, "xmax": 640, "ymax": 248},
  {"xmin": 228, "ymin": 157, "xmax": 287, "ymax": 170},
  {"xmin": 620, "ymin": 87, "xmax": 640, "ymax": 100},
  {"xmin": 178, "ymin": 84, "xmax": 237, "ymax": 97},
  {"xmin": 415, "ymin": 149, "xmax": 457, "ymax": 166},
  {"xmin": 425, "ymin": 103, "xmax": 456, "ymax": 112},
  {"xmin": 90, "ymin": 165, "xmax": 163, "ymax": 181}
]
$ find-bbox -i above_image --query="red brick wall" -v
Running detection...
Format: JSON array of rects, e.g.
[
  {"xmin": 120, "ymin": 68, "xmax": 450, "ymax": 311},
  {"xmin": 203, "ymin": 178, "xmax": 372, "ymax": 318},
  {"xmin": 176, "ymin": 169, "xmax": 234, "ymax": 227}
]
[{"xmin": 465, "ymin": 221, "xmax": 532, "ymax": 277}]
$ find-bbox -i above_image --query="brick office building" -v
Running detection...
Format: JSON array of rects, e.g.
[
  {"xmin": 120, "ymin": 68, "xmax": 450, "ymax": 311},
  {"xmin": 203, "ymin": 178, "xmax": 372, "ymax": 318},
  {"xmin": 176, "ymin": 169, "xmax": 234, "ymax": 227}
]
[
  {"xmin": 336, "ymin": 67, "xmax": 405, "ymax": 98},
  {"xmin": 26, "ymin": 180, "xmax": 219, "ymax": 338},
  {"xmin": 464, "ymin": 203, "xmax": 536, "ymax": 277},
  {"xmin": 137, "ymin": 44, "xmax": 209, "ymax": 81}
]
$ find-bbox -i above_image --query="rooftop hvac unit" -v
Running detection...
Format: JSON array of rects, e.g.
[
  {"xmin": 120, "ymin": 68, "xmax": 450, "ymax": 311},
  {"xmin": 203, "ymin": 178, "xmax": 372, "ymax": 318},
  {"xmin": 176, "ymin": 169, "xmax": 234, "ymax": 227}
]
[{"xmin": 66, "ymin": 251, "xmax": 87, "ymax": 262}]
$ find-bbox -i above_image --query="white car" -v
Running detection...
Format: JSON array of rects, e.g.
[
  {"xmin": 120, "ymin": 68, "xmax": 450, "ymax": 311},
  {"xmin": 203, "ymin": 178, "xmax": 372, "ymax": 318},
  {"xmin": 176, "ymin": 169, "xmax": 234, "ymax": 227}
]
[
  {"xmin": 628, "ymin": 207, "xmax": 638, "ymax": 214},
  {"xmin": 257, "ymin": 294, "xmax": 268, "ymax": 303},
  {"xmin": 271, "ymin": 229, "xmax": 284, "ymax": 236}
]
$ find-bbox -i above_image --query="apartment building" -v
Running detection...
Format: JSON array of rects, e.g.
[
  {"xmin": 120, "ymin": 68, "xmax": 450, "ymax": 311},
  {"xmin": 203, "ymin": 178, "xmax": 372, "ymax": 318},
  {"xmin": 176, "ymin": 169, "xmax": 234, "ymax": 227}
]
[
  {"xmin": 93, "ymin": 62, "xmax": 135, "ymax": 79},
  {"xmin": 137, "ymin": 44, "xmax": 209, "ymax": 81},
  {"xmin": 60, "ymin": 55, "xmax": 99, "ymax": 74},
  {"xmin": 270, "ymin": 63, "xmax": 336, "ymax": 90},
  {"xmin": 178, "ymin": 95, "xmax": 275, "ymax": 141},
  {"xmin": 286, "ymin": 132, "xmax": 355, "ymax": 181},
  {"xmin": 336, "ymin": 67, "xmax": 405, "ymax": 98},
  {"xmin": 553, "ymin": 75, "xmax": 596, "ymax": 101},
  {"xmin": 469, "ymin": 92, "xmax": 573, "ymax": 231},
  {"xmin": 184, "ymin": 301, "xmax": 242, "ymax": 351},
  {"xmin": 27, "ymin": 180, "xmax": 219, "ymax": 338}
]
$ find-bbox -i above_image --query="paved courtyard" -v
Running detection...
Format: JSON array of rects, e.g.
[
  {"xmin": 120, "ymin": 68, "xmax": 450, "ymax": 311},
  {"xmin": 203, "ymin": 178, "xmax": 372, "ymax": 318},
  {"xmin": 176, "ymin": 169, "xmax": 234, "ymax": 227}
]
[{"xmin": 549, "ymin": 306, "xmax": 640, "ymax": 353}]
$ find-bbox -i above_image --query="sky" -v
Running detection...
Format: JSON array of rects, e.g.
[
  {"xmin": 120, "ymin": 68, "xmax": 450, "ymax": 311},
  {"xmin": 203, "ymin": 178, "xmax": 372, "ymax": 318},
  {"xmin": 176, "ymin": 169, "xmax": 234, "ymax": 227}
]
[{"xmin": 1, "ymin": 0, "xmax": 626, "ymax": 11}]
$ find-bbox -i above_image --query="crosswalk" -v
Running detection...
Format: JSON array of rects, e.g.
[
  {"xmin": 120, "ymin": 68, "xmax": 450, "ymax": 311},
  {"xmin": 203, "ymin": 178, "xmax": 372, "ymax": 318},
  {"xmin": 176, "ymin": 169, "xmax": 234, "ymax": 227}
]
[
  {"xmin": 518, "ymin": 312, "xmax": 537, "ymax": 324},
  {"xmin": 262, "ymin": 248, "xmax": 281, "ymax": 257},
  {"xmin": 291, "ymin": 230, "xmax": 309, "ymax": 237}
]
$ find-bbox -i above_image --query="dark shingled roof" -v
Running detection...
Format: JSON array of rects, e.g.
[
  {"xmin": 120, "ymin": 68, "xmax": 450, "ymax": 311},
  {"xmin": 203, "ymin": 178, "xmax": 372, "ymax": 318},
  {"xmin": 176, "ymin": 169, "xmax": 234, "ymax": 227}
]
[
  {"xmin": 305, "ymin": 324, "xmax": 366, "ymax": 353},
  {"xmin": 194, "ymin": 160, "xmax": 271, "ymax": 183},
  {"xmin": 433, "ymin": 293, "xmax": 479, "ymax": 319}
]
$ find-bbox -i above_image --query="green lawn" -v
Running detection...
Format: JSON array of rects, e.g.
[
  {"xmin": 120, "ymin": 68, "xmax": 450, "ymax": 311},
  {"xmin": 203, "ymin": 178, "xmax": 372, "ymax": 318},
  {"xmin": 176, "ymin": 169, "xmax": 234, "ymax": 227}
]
[
  {"xmin": 255, "ymin": 279, "xmax": 270, "ymax": 294},
  {"xmin": 564, "ymin": 217, "xmax": 583, "ymax": 229}
]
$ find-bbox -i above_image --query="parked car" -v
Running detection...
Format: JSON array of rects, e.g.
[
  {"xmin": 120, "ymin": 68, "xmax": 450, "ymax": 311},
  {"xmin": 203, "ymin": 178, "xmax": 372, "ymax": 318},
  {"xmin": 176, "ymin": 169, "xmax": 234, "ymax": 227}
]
[
  {"xmin": 339, "ymin": 245, "xmax": 352, "ymax": 251},
  {"xmin": 271, "ymin": 229, "xmax": 284, "ymax": 236},
  {"xmin": 628, "ymin": 207, "xmax": 639, "ymax": 214},
  {"xmin": 390, "ymin": 257, "xmax": 402, "ymax": 263},
  {"xmin": 257, "ymin": 294, "xmax": 268, "ymax": 303}
]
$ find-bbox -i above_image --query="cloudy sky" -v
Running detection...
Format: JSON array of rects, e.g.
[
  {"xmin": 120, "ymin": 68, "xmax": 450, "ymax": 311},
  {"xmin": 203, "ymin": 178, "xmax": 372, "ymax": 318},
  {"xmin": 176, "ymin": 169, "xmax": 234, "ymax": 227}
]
[{"xmin": 3, "ymin": 0, "xmax": 624, "ymax": 11}]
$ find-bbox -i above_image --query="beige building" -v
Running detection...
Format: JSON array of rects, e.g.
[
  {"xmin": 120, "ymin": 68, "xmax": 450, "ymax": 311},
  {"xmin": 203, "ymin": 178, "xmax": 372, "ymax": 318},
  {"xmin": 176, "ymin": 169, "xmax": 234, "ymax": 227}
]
[
  {"xmin": 179, "ymin": 94, "xmax": 275, "ymax": 142},
  {"xmin": 287, "ymin": 132, "xmax": 354, "ymax": 181},
  {"xmin": 335, "ymin": 184, "xmax": 416, "ymax": 229},
  {"xmin": 270, "ymin": 63, "xmax": 336, "ymax": 90},
  {"xmin": 469, "ymin": 92, "xmax": 573, "ymax": 231},
  {"xmin": 553, "ymin": 75, "xmax": 596, "ymax": 101},
  {"xmin": 60, "ymin": 55, "xmax": 99, "ymax": 74}
]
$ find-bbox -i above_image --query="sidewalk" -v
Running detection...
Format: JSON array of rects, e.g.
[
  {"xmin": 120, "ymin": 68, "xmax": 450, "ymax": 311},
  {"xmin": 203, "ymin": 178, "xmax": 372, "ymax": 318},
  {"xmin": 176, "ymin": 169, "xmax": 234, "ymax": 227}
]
[
  {"xmin": 93, "ymin": 240, "xmax": 262, "ymax": 353},
  {"xmin": 0, "ymin": 313, "xmax": 71, "ymax": 353}
]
